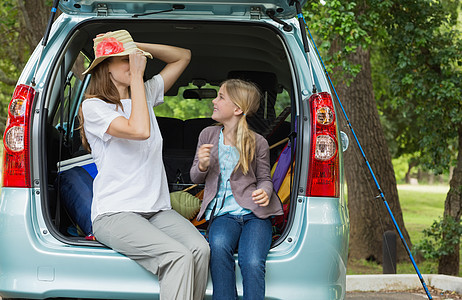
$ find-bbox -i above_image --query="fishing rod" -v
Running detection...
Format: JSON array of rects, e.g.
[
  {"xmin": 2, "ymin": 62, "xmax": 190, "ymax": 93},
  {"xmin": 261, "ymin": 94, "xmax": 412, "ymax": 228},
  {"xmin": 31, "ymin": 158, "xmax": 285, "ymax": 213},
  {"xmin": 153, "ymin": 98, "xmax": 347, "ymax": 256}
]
[
  {"xmin": 294, "ymin": 0, "xmax": 317, "ymax": 94},
  {"xmin": 293, "ymin": 4, "xmax": 433, "ymax": 300},
  {"xmin": 31, "ymin": 0, "xmax": 60, "ymax": 86}
]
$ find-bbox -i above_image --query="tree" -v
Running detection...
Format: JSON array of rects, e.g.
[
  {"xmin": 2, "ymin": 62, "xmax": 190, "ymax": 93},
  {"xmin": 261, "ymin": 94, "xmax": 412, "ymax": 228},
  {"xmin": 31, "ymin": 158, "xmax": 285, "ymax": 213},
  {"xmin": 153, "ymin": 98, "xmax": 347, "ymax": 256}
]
[
  {"xmin": 305, "ymin": 0, "xmax": 412, "ymax": 263},
  {"xmin": 382, "ymin": 0, "xmax": 462, "ymax": 275},
  {"xmin": 16, "ymin": 0, "xmax": 49, "ymax": 49},
  {"xmin": 0, "ymin": 0, "xmax": 49, "ymax": 132}
]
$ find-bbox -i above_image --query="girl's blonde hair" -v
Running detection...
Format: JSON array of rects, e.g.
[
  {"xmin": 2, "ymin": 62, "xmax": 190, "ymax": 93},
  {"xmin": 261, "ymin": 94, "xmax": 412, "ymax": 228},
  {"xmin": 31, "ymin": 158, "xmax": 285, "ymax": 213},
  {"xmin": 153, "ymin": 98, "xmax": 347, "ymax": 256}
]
[
  {"xmin": 78, "ymin": 58, "xmax": 122, "ymax": 152},
  {"xmin": 222, "ymin": 79, "xmax": 261, "ymax": 175}
]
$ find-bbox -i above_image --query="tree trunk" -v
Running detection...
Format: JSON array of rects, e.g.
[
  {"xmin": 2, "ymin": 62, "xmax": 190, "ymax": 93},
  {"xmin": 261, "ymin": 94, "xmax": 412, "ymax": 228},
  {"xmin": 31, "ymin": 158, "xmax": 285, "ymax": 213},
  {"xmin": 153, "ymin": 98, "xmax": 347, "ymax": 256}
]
[
  {"xmin": 17, "ymin": 0, "xmax": 49, "ymax": 50},
  {"xmin": 0, "ymin": 1, "xmax": 49, "ymax": 88},
  {"xmin": 335, "ymin": 46, "xmax": 411, "ymax": 263},
  {"xmin": 438, "ymin": 126, "xmax": 462, "ymax": 275},
  {"xmin": 405, "ymin": 161, "xmax": 417, "ymax": 184}
]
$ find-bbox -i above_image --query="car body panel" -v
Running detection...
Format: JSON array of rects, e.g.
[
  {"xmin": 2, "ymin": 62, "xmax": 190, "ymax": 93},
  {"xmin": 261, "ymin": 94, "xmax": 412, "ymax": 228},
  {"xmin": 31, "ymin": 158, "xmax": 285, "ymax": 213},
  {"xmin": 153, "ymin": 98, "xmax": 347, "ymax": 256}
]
[{"xmin": 59, "ymin": 0, "xmax": 308, "ymax": 18}]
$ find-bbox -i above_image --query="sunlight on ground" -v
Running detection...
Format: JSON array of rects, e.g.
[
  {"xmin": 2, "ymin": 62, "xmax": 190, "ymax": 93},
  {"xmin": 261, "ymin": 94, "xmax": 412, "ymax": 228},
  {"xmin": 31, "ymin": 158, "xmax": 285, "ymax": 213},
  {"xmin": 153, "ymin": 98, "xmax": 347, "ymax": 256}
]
[
  {"xmin": 398, "ymin": 184, "xmax": 447, "ymax": 243},
  {"xmin": 397, "ymin": 184, "xmax": 450, "ymax": 193}
]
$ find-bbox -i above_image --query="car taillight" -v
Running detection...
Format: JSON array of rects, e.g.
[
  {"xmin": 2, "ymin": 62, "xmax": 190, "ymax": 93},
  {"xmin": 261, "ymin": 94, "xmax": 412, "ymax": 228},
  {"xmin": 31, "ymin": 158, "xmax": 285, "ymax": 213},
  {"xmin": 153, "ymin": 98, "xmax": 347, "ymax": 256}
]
[
  {"xmin": 306, "ymin": 92, "xmax": 339, "ymax": 197},
  {"xmin": 2, "ymin": 84, "xmax": 35, "ymax": 187}
]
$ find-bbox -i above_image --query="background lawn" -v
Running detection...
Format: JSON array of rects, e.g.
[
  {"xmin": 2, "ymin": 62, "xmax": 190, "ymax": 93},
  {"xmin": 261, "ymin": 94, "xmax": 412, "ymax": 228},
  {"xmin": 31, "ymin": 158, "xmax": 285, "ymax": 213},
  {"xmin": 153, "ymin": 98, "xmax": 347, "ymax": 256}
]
[
  {"xmin": 347, "ymin": 184, "xmax": 462, "ymax": 276},
  {"xmin": 399, "ymin": 185, "xmax": 448, "ymax": 242}
]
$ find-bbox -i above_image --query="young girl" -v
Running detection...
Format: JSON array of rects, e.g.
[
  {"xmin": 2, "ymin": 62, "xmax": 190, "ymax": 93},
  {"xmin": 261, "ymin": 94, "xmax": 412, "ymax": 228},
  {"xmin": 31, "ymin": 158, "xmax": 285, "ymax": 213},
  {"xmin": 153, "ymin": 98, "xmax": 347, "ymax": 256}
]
[
  {"xmin": 190, "ymin": 79, "xmax": 283, "ymax": 300},
  {"xmin": 79, "ymin": 30, "xmax": 210, "ymax": 300}
]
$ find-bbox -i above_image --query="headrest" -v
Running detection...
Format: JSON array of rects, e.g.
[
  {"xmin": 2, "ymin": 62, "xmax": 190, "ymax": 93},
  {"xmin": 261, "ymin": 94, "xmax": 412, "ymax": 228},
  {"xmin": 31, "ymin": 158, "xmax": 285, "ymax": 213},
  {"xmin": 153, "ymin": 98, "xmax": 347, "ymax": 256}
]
[{"xmin": 227, "ymin": 71, "xmax": 278, "ymax": 94}]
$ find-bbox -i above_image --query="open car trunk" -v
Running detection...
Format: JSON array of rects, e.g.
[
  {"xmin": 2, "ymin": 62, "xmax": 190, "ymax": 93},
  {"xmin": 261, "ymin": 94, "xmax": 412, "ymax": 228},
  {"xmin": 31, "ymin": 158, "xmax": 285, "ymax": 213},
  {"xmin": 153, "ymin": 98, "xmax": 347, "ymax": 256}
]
[{"xmin": 42, "ymin": 18, "xmax": 297, "ymax": 246}]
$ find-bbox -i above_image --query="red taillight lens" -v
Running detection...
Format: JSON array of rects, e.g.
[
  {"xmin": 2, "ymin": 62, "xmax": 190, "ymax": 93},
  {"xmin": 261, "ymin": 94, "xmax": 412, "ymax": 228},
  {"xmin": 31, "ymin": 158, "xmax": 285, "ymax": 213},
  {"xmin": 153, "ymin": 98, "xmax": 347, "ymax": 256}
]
[
  {"xmin": 306, "ymin": 92, "xmax": 339, "ymax": 197},
  {"xmin": 2, "ymin": 84, "xmax": 35, "ymax": 187}
]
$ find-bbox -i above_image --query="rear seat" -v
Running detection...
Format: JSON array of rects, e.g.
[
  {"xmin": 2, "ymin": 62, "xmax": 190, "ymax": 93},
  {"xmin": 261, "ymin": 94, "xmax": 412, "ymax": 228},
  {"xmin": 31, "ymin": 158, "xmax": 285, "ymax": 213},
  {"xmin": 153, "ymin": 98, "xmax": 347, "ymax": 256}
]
[
  {"xmin": 156, "ymin": 117, "xmax": 216, "ymax": 152},
  {"xmin": 183, "ymin": 118, "xmax": 216, "ymax": 150},
  {"xmin": 156, "ymin": 117, "xmax": 184, "ymax": 150},
  {"xmin": 157, "ymin": 117, "xmax": 215, "ymax": 190}
]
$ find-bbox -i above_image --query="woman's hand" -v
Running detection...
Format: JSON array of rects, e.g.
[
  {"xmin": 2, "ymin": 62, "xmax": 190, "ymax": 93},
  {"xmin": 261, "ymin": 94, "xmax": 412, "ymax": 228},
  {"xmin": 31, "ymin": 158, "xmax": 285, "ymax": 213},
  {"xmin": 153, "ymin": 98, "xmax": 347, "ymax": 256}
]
[
  {"xmin": 129, "ymin": 50, "xmax": 147, "ymax": 82},
  {"xmin": 198, "ymin": 144, "xmax": 213, "ymax": 172},
  {"xmin": 252, "ymin": 189, "xmax": 269, "ymax": 207},
  {"xmin": 106, "ymin": 50, "xmax": 150, "ymax": 140},
  {"xmin": 135, "ymin": 42, "xmax": 191, "ymax": 93}
]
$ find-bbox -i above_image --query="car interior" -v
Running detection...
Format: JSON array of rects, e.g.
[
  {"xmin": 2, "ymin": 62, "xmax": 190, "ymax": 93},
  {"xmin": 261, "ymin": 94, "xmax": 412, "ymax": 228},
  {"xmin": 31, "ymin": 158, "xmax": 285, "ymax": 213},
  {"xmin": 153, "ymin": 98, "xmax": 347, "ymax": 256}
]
[{"xmin": 42, "ymin": 19, "xmax": 296, "ymax": 246}]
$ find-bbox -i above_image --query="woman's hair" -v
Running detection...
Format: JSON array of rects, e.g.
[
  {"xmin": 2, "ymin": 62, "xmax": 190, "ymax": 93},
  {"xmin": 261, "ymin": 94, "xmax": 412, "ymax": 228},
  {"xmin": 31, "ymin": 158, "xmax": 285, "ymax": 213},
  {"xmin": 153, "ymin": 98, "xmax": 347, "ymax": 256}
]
[
  {"xmin": 222, "ymin": 79, "xmax": 261, "ymax": 175},
  {"xmin": 78, "ymin": 58, "xmax": 122, "ymax": 152}
]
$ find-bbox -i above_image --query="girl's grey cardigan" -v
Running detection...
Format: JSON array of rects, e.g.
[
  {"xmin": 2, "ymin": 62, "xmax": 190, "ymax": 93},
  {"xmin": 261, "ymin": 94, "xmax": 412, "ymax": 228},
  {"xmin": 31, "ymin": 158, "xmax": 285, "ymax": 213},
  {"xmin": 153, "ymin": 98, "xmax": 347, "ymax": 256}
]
[{"xmin": 190, "ymin": 126, "xmax": 283, "ymax": 220}]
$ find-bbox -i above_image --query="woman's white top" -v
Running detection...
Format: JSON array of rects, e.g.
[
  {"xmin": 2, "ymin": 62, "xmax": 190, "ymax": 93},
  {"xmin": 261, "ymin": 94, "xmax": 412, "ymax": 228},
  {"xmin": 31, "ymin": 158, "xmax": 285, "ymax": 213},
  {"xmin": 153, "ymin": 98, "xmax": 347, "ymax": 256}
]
[{"xmin": 82, "ymin": 74, "xmax": 171, "ymax": 222}]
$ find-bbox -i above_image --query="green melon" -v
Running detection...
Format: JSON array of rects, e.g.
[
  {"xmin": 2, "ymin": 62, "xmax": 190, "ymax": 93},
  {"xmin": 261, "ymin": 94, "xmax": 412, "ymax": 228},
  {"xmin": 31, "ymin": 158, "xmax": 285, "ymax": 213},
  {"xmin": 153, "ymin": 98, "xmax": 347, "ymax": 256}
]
[{"xmin": 170, "ymin": 191, "xmax": 201, "ymax": 220}]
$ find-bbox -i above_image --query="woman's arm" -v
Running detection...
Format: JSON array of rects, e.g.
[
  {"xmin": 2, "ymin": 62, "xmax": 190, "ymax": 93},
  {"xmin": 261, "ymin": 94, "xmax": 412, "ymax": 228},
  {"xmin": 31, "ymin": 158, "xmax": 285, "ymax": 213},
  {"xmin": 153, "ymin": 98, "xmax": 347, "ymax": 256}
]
[
  {"xmin": 106, "ymin": 51, "xmax": 150, "ymax": 140},
  {"xmin": 136, "ymin": 42, "xmax": 191, "ymax": 93}
]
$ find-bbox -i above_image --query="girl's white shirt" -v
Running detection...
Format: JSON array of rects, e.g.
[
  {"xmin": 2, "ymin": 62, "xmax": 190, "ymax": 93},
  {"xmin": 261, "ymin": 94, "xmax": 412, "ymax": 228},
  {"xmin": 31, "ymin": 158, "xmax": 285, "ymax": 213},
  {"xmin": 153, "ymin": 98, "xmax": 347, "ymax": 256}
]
[{"xmin": 82, "ymin": 74, "xmax": 171, "ymax": 222}]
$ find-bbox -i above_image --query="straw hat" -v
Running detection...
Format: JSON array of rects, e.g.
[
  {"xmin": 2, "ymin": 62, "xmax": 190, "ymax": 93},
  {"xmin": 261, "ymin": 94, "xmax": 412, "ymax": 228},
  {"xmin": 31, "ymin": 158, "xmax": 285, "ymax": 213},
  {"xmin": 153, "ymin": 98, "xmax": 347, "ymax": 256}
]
[{"xmin": 82, "ymin": 29, "xmax": 153, "ymax": 75}]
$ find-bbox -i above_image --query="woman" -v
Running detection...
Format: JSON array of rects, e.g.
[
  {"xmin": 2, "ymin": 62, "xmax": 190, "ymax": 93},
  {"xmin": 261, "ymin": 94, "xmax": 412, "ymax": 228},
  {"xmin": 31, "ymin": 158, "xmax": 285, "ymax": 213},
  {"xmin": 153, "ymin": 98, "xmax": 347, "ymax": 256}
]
[
  {"xmin": 190, "ymin": 79, "xmax": 283, "ymax": 300},
  {"xmin": 80, "ymin": 30, "xmax": 209, "ymax": 300}
]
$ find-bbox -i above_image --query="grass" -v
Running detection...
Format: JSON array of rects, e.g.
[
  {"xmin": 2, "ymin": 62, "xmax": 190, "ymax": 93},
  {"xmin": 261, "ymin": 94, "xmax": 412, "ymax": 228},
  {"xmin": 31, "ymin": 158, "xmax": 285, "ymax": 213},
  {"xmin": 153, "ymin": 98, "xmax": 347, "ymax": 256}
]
[
  {"xmin": 399, "ymin": 185, "xmax": 448, "ymax": 242},
  {"xmin": 347, "ymin": 184, "xmax": 462, "ymax": 276}
]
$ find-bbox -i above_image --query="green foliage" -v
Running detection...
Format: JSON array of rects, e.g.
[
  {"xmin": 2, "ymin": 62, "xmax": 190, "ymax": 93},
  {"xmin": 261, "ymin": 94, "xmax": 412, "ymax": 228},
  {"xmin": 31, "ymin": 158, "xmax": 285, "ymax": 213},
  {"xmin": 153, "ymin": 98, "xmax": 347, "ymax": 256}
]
[
  {"xmin": 380, "ymin": 0, "xmax": 462, "ymax": 173},
  {"xmin": 0, "ymin": 1, "xmax": 31, "ymax": 132},
  {"xmin": 392, "ymin": 155, "xmax": 410, "ymax": 184},
  {"xmin": 155, "ymin": 84, "xmax": 292, "ymax": 121},
  {"xmin": 305, "ymin": 1, "xmax": 461, "ymax": 175},
  {"xmin": 413, "ymin": 215, "xmax": 462, "ymax": 259},
  {"xmin": 154, "ymin": 84, "xmax": 214, "ymax": 120},
  {"xmin": 274, "ymin": 89, "xmax": 291, "ymax": 117},
  {"xmin": 304, "ymin": 0, "xmax": 392, "ymax": 83}
]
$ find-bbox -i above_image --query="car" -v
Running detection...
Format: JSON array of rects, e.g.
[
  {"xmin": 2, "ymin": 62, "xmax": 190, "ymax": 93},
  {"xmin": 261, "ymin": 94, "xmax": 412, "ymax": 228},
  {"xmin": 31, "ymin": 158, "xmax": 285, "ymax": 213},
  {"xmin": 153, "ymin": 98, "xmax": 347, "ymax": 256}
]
[{"xmin": 0, "ymin": 0, "xmax": 349, "ymax": 299}]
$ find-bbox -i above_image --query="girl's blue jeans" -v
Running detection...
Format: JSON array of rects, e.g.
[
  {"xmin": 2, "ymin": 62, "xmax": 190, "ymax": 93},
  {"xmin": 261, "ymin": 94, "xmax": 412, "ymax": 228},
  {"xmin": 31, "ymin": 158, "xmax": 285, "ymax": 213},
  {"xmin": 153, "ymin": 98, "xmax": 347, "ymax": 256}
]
[{"xmin": 208, "ymin": 213, "xmax": 272, "ymax": 300}]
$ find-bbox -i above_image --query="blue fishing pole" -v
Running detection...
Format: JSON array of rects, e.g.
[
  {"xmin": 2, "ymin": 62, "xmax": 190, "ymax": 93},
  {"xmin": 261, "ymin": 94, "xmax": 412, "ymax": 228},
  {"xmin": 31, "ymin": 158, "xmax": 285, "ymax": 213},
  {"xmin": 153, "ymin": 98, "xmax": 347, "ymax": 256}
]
[
  {"xmin": 31, "ymin": 0, "xmax": 60, "ymax": 86},
  {"xmin": 295, "ymin": 6, "xmax": 433, "ymax": 300}
]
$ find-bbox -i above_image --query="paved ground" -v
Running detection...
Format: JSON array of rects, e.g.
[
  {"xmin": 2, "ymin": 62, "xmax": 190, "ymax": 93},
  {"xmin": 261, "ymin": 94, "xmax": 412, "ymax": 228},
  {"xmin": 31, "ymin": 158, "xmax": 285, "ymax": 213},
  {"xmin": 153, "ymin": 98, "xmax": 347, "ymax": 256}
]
[
  {"xmin": 397, "ymin": 184, "xmax": 449, "ymax": 193},
  {"xmin": 347, "ymin": 290, "xmax": 461, "ymax": 300},
  {"xmin": 347, "ymin": 274, "xmax": 462, "ymax": 300},
  {"xmin": 347, "ymin": 292, "xmax": 430, "ymax": 299},
  {"xmin": 347, "ymin": 292, "xmax": 433, "ymax": 299}
]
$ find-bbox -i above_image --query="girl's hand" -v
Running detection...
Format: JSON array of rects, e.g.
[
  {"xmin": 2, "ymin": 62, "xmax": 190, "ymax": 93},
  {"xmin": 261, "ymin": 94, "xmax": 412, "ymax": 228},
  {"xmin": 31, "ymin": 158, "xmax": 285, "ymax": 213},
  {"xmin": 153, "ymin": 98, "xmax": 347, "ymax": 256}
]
[
  {"xmin": 129, "ymin": 50, "xmax": 147, "ymax": 81},
  {"xmin": 252, "ymin": 189, "xmax": 269, "ymax": 207},
  {"xmin": 198, "ymin": 144, "xmax": 213, "ymax": 172}
]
